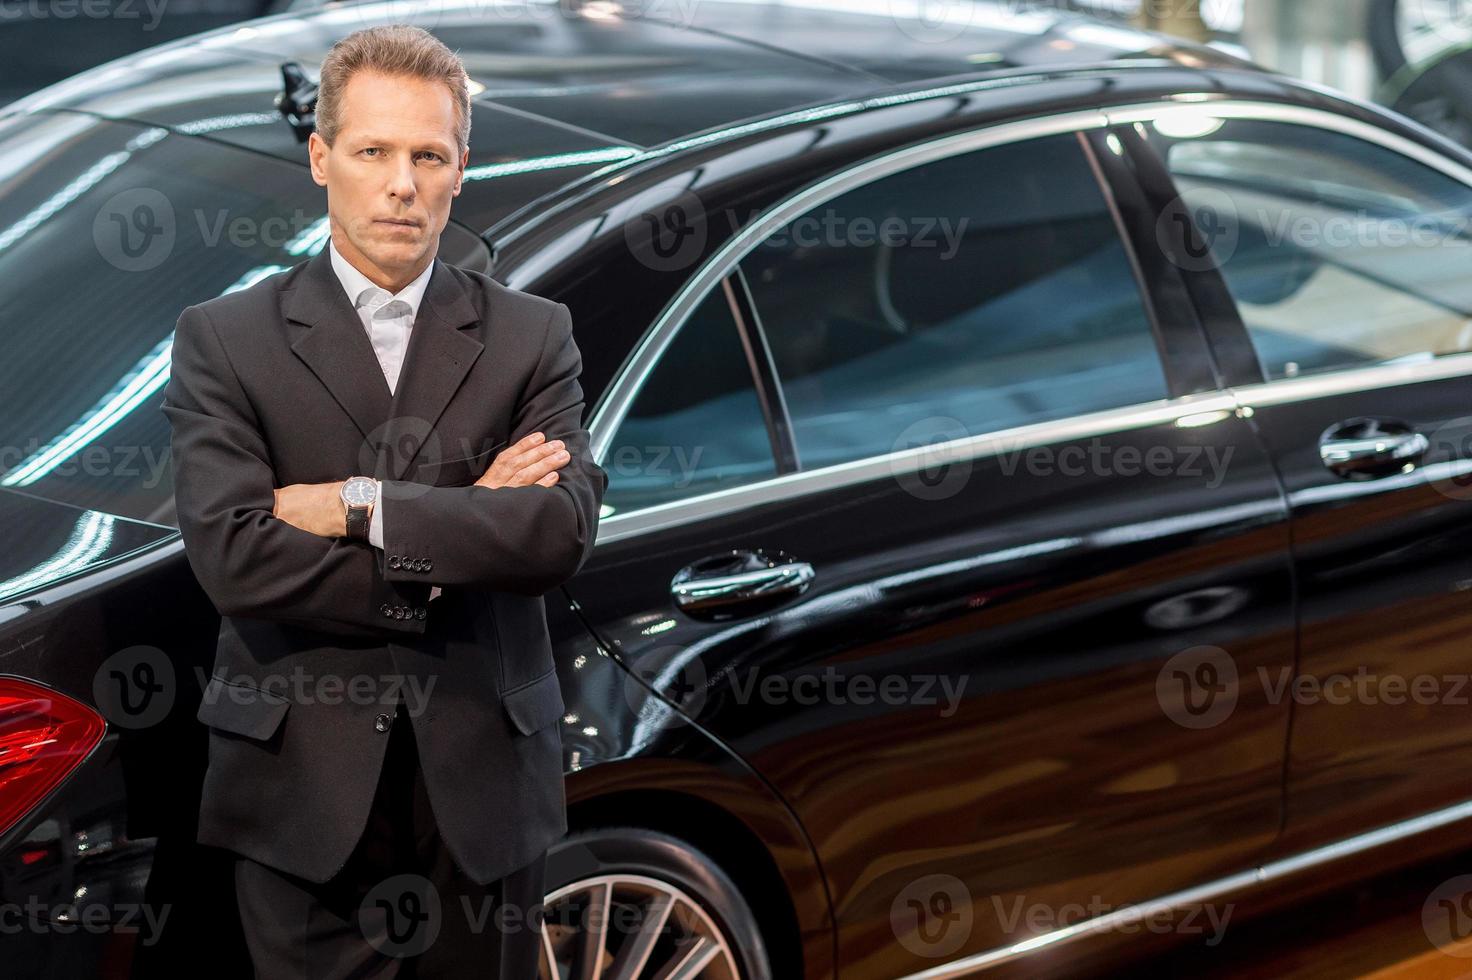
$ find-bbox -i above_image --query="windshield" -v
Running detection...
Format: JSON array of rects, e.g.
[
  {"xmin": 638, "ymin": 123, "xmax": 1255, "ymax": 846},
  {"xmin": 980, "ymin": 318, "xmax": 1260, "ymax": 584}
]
[{"xmin": 0, "ymin": 111, "xmax": 486, "ymax": 527}]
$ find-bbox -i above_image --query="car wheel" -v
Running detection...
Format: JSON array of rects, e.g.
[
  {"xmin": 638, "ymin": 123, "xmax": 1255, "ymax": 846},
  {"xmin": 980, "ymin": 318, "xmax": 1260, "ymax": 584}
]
[{"xmin": 539, "ymin": 826, "xmax": 773, "ymax": 979}]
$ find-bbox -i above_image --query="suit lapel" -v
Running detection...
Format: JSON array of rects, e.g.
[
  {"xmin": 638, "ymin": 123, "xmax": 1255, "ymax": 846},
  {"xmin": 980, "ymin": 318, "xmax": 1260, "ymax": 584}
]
[{"xmin": 284, "ymin": 247, "xmax": 484, "ymax": 481}]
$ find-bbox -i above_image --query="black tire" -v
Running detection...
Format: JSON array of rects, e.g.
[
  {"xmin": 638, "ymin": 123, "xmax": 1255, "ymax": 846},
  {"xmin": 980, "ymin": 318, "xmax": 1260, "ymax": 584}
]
[{"xmin": 541, "ymin": 826, "xmax": 773, "ymax": 980}]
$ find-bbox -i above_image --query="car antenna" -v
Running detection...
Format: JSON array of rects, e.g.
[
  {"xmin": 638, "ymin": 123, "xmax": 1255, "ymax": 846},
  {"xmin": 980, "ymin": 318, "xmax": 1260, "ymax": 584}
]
[{"xmin": 275, "ymin": 62, "xmax": 319, "ymax": 143}]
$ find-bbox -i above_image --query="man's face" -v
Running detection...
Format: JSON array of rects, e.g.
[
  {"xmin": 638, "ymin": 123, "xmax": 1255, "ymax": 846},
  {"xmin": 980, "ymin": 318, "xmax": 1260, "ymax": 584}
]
[{"xmin": 308, "ymin": 69, "xmax": 469, "ymax": 286}]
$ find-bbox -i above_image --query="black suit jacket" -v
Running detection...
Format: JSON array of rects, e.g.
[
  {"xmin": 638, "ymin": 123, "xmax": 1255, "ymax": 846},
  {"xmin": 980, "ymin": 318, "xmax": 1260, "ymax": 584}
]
[{"xmin": 162, "ymin": 245, "xmax": 607, "ymax": 886}]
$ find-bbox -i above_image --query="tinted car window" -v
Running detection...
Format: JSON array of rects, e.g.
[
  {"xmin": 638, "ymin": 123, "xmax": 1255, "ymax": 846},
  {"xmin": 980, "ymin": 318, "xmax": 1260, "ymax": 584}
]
[
  {"xmin": 1150, "ymin": 115, "xmax": 1472, "ymax": 381},
  {"xmin": 601, "ymin": 282, "xmax": 776, "ymax": 514},
  {"xmin": 0, "ymin": 112, "xmax": 487, "ymax": 527},
  {"xmin": 739, "ymin": 131, "xmax": 1167, "ymax": 471}
]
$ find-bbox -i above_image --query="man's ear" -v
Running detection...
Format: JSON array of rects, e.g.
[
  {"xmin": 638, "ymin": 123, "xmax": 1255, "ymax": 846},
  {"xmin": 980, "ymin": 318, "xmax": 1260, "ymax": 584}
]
[
  {"xmin": 454, "ymin": 145, "xmax": 469, "ymax": 195},
  {"xmin": 307, "ymin": 132, "xmax": 329, "ymax": 187}
]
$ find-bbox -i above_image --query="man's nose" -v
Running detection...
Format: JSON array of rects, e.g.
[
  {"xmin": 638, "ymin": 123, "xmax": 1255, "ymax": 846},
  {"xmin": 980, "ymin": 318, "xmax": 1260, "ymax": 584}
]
[{"xmin": 387, "ymin": 154, "xmax": 416, "ymax": 203}]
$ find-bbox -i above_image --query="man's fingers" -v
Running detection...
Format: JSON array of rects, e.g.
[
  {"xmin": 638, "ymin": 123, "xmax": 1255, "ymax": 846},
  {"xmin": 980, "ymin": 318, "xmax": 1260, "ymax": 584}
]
[
  {"xmin": 476, "ymin": 433, "xmax": 572, "ymax": 488},
  {"xmin": 505, "ymin": 440, "xmax": 567, "ymax": 471},
  {"xmin": 483, "ymin": 433, "xmax": 549, "ymax": 471},
  {"xmin": 497, "ymin": 442, "xmax": 569, "ymax": 478},
  {"xmin": 513, "ymin": 450, "xmax": 568, "ymax": 485},
  {"xmin": 536, "ymin": 471, "xmax": 559, "ymax": 487}
]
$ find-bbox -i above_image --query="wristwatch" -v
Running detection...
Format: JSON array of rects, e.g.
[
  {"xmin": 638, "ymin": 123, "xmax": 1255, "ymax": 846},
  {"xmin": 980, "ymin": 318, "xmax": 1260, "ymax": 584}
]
[{"xmin": 340, "ymin": 476, "xmax": 378, "ymax": 541}]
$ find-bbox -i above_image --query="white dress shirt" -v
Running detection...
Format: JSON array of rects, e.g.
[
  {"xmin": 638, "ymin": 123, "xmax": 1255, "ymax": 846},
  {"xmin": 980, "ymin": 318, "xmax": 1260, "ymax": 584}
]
[{"xmin": 327, "ymin": 237, "xmax": 440, "ymax": 598}]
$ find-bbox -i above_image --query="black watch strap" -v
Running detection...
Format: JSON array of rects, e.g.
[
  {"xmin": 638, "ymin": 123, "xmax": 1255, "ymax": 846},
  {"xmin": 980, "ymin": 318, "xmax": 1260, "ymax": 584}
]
[{"xmin": 345, "ymin": 505, "xmax": 371, "ymax": 541}]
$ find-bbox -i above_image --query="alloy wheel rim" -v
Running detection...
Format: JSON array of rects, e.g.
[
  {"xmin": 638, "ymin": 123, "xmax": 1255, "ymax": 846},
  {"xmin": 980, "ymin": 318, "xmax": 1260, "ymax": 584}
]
[{"xmin": 540, "ymin": 872, "xmax": 742, "ymax": 979}]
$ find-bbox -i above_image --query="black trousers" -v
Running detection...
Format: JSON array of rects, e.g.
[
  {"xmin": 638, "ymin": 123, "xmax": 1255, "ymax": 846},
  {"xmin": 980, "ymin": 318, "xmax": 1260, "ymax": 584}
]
[{"xmin": 231, "ymin": 702, "xmax": 548, "ymax": 978}]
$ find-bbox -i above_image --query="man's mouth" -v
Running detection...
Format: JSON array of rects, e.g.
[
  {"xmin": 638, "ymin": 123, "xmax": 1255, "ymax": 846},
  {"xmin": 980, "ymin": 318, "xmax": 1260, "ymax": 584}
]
[{"xmin": 376, "ymin": 218, "xmax": 420, "ymax": 228}]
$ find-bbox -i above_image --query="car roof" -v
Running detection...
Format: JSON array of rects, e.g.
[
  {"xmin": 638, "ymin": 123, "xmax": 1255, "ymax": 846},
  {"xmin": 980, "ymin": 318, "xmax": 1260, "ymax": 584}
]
[{"xmin": 2, "ymin": 0, "xmax": 1257, "ymax": 235}]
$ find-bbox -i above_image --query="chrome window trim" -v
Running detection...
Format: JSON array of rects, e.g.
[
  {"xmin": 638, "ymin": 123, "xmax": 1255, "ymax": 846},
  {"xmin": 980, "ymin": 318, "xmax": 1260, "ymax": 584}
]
[
  {"xmin": 1105, "ymin": 100, "xmax": 1472, "ymax": 188},
  {"xmin": 595, "ymin": 392, "xmax": 1237, "ymax": 543},
  {"xmin": 895, "ymin": 793, "xmax": 1472, "ymax": 978},
  {"xmin": 588, "ymin": 97, "xmax": 1472, "ymax": 543},
  {"xmin": 1231, "ymin": 350, "xmax": 1472, "ymax": 408}
]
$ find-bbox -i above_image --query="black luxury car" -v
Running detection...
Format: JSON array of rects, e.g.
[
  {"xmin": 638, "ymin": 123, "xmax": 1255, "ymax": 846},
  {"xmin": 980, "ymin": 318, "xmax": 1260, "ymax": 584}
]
[{"xmin": 8, "ymin": 3, "xmax": 1472, "ymax": 978}]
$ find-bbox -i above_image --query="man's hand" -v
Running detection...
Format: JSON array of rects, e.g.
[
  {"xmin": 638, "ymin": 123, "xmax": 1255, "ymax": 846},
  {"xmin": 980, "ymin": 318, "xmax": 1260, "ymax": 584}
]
[
  {"xmin": 273, "ymin": 481, "xmax": 347, "ymax": 537},
  {"xmin": 476, "ymin": 431, "xmax": 570, "ymax": 489}
]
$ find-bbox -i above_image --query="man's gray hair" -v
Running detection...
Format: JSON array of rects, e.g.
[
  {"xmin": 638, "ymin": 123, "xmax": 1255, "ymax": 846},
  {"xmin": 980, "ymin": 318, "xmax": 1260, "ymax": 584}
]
[{"xmin": 315, "ymin": 24, "xmax": 471, "ymax": 155}]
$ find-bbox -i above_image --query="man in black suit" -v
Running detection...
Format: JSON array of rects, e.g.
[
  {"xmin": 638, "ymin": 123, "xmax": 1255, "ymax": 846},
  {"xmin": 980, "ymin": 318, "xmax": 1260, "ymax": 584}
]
[{"xmin": 162, "ymin": 23, "xmax": 607, "ymax": 978}]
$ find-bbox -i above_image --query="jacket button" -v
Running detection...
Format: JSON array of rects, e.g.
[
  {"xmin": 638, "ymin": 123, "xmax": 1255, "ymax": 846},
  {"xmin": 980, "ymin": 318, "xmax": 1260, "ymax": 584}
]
[
  {"xmin": 374, "ymin": 713, "xmax": 392, "ymax": 733},
  {"xmin": 388, "ymin": 555, "xmax": 402, "ymax": 570},
  {"xmin": 423, "ymin": 559, "xmax": 433, "ymax": 572},
  {"xmin": 380, "ymin": 603, "xmax": 394, "ymax": 618},
  {"xmin": 415, "ymin": 606, "xmax": 427, "ymax": 619},
  {"xmin": 415, "ymin": 559, "xmax": 428, "ymax": 572},
  {"xmin": 394, "ymin": 606, "xmax": 406, "ymax": 619}
]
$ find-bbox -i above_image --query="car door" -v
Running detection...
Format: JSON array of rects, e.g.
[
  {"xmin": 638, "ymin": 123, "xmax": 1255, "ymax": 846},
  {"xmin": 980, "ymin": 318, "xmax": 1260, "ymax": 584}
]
[
  {"xmin": 563, "ymin": 120, "xmax": 1297, "ymax": 978},
  {"xmin": 1129, "ymin": 100, "xmax": 1472, "ymax": 856}
]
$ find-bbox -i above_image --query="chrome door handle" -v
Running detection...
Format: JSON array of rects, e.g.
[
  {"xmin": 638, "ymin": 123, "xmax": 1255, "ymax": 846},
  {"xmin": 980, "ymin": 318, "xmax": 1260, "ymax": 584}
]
[
  {"xmin": 674, "ymin": 563, "xmax": 814, "ymax": 608},
  {"xmin": 670, "ymin": 550, "xmax": 814, "ymax": 619},
  {"xmin": 1319, "ymin": 418, "xmax": 1428, "ymax": 479}
]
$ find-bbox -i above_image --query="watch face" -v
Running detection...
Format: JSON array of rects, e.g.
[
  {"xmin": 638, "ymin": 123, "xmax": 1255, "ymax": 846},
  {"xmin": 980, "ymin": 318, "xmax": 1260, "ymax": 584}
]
[{"xmin": 342, "ymin": 477, "xmax": 377, "ymax": 507}]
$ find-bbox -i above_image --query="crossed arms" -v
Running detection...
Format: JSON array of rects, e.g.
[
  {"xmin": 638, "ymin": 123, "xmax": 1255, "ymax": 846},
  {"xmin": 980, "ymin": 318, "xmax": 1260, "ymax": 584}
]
[{"xmin": 162, "ymin": 299, "xmax": 608, "ymax": 638}]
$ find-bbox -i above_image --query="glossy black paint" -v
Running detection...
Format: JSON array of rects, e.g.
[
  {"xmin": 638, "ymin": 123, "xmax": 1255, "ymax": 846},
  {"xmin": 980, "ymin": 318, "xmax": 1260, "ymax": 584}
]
[
  {"xmin": 495, "ymin": 57, "xmax": 1472, "ymax": 978},
  {"xmin": 565, "ymin": 413, "xmax": 1297, "ymax": 977},
  {"xmin": 6, "ymin": 4, "xmax": 1472, "ymax": 978}
]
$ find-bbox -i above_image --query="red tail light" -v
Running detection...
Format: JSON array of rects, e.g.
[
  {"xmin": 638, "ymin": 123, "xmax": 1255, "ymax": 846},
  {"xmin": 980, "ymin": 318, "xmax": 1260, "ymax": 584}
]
[{"xmin": 0, "ymin": 678, "xmax": 106, "ymax": 837}]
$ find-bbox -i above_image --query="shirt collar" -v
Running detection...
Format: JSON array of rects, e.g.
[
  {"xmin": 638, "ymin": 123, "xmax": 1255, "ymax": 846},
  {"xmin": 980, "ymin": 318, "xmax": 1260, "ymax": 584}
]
[{"xmin": 328, "ymin": 236, "xmax": 435, "ymax": 320}]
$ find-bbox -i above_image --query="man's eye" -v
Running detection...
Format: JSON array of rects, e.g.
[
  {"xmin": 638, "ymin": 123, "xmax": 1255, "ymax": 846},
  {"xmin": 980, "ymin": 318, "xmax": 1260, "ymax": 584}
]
[
  {"xmin": 362, "ymin": 147, "xmax": 380, "ymax": 157},
  {"xmin": 417, "ymin": 152, "xmax": 443, "ymax": 162}
]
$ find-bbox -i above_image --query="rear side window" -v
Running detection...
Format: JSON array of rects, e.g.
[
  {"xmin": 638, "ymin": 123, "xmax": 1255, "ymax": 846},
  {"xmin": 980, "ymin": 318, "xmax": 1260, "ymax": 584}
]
[
  {"xmin": 1147, "ymin": 115, "xmax": 1472, "ymax": 382},
  {"xmin": 739, "ymin": 131, "xmax": 1168, "ymax": 471}
]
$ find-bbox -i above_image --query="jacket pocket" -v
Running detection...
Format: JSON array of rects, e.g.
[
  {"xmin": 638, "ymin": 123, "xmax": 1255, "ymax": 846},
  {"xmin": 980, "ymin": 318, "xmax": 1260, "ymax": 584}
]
[
  {"xmin": 197, "ymin": 672, "xmax": 290, "ymax": 741},
  {"xmin": 501, "ymin": 668, "xmax": 565, "ymax": 736}
]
